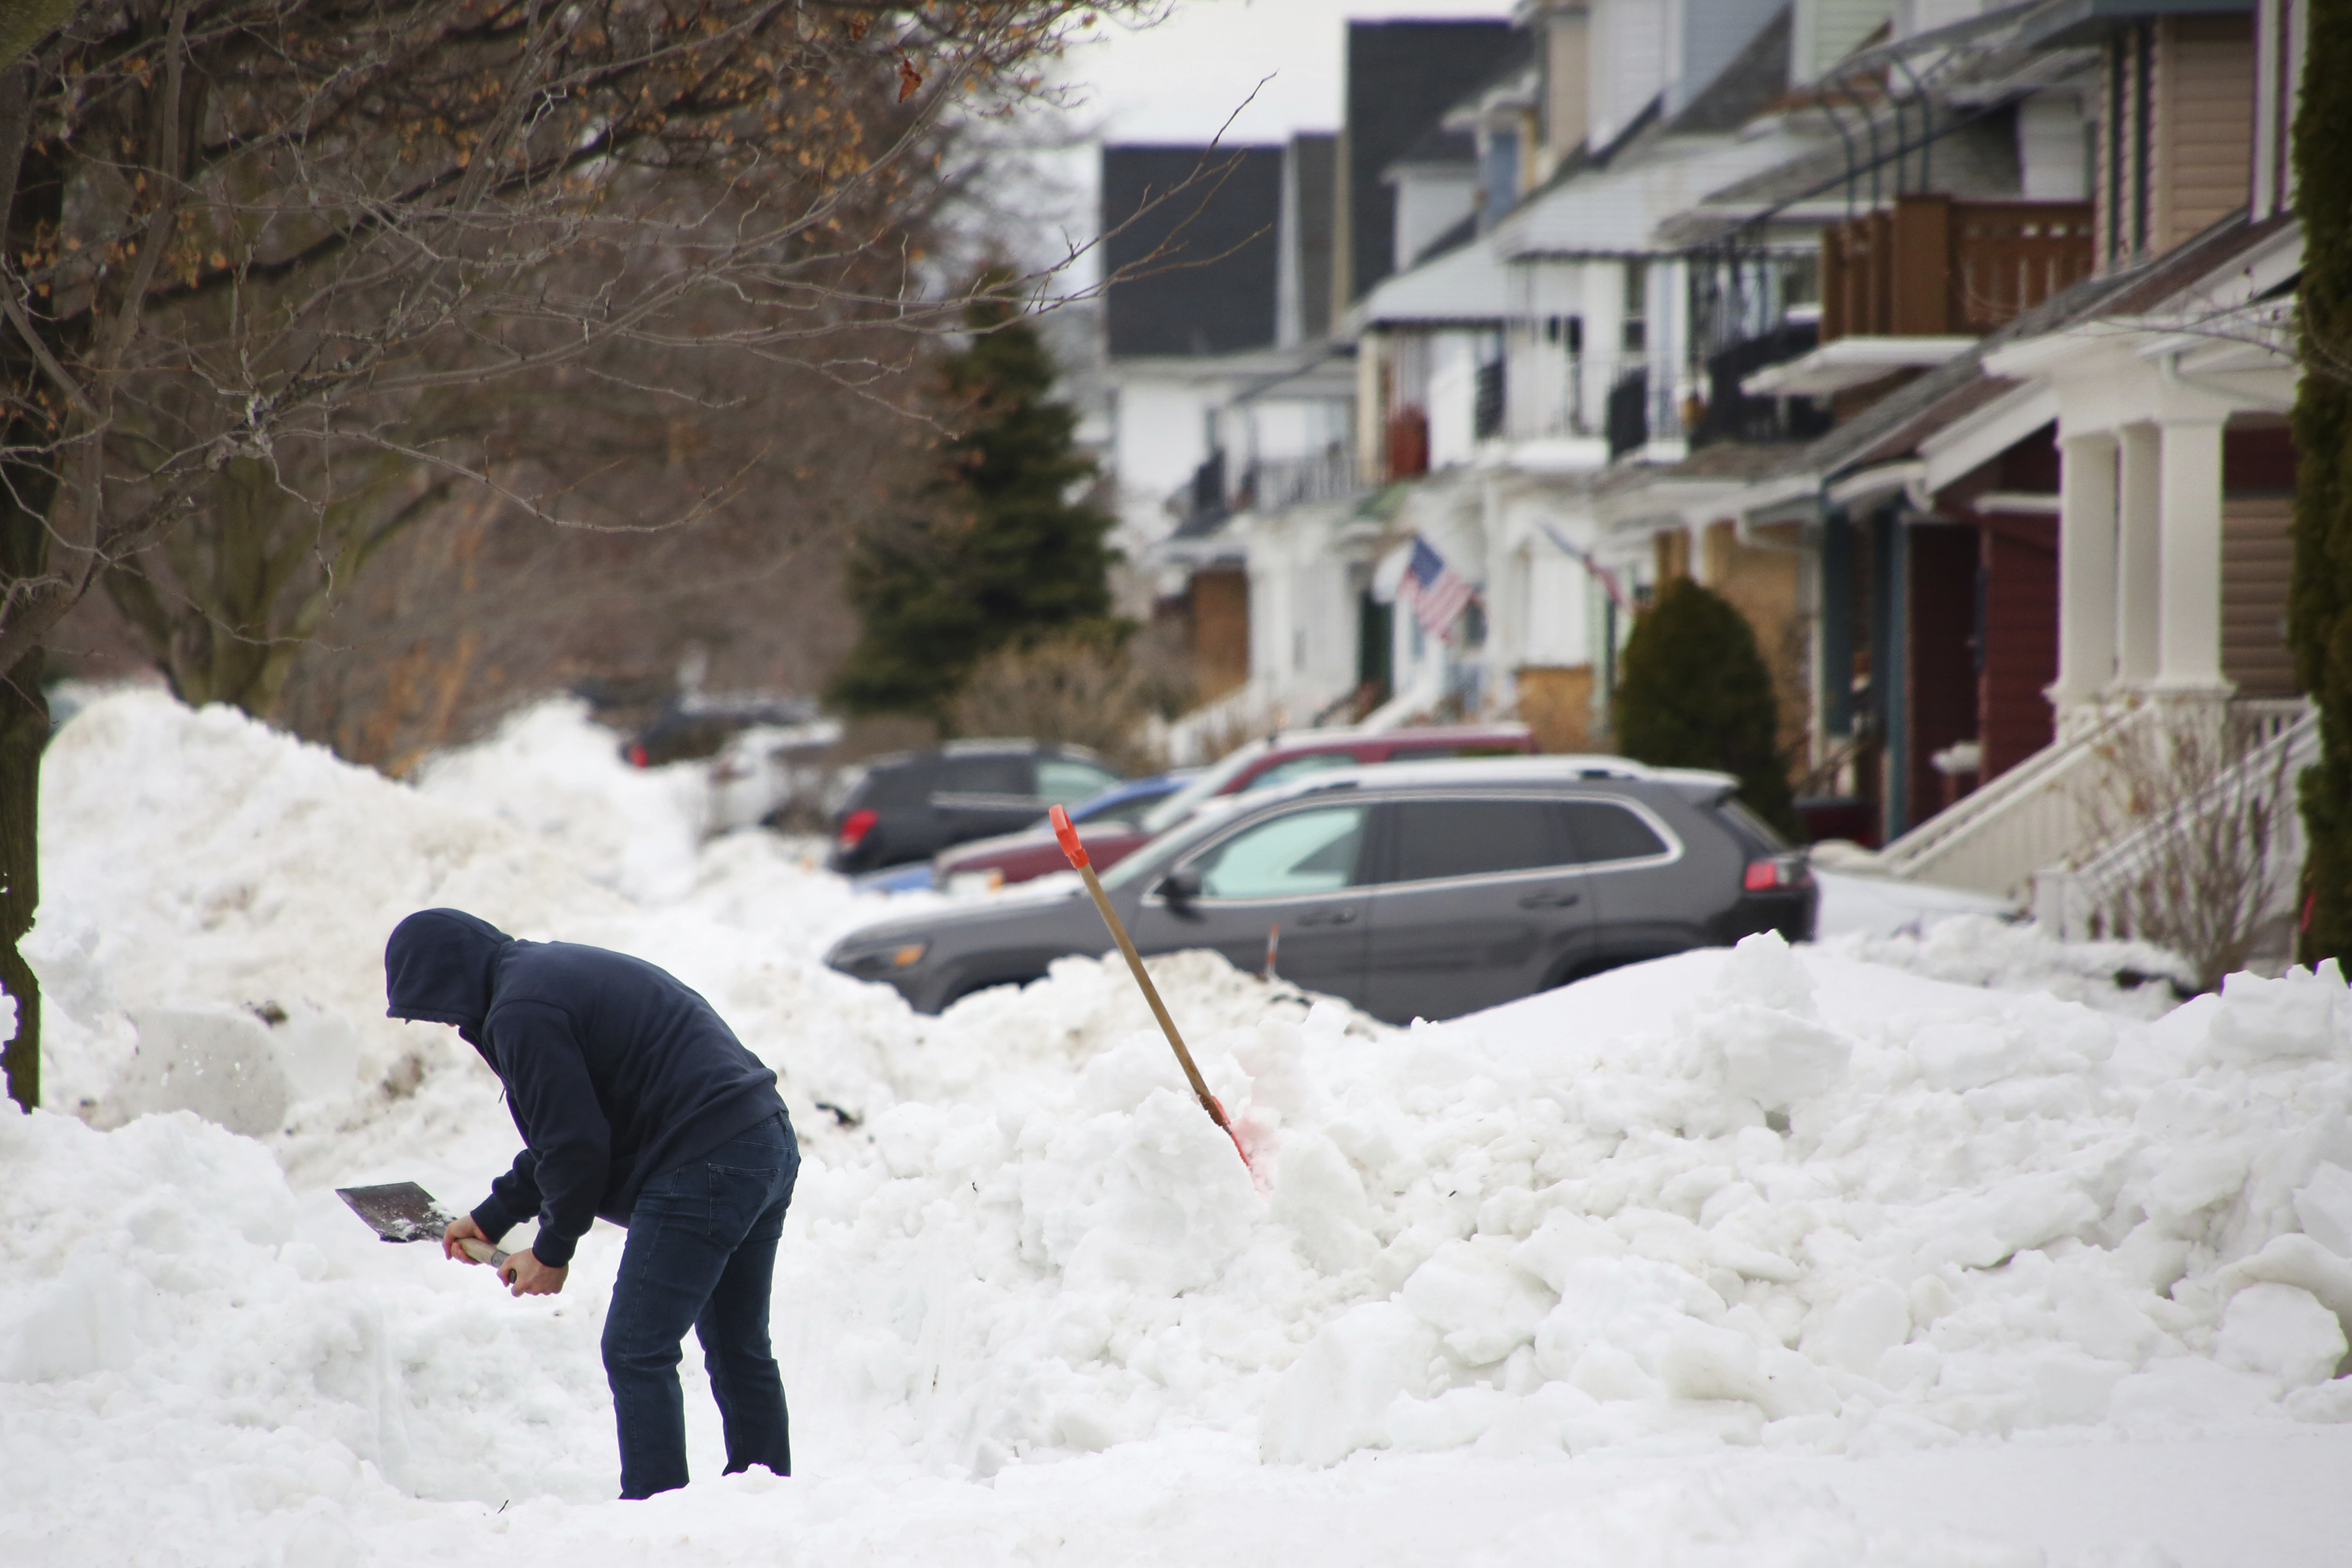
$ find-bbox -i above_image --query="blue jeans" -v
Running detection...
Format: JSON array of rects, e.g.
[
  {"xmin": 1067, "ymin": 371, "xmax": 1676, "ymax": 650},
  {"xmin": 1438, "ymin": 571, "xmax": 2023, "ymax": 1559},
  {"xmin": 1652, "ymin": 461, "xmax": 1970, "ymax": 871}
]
[{"xmin": 601, "ymin": 1112, "xmax": 799, "ymax": 1499}]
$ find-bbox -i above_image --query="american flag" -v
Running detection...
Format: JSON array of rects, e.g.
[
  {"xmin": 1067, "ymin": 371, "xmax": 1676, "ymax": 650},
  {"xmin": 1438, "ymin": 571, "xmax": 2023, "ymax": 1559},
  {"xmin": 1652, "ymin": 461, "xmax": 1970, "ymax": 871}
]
[{"xmin": 1401, "ymin": 537, "xmax": 1477, "ymax": 641}]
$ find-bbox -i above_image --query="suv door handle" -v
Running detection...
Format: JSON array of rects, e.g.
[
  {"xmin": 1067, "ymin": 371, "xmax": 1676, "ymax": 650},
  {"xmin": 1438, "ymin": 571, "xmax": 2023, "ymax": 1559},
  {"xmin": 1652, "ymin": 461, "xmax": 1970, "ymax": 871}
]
[
  {"xmin": 1518, "ymin": 890, "xmax": 1582, "ymax": 909},
  {"xmin": 1296, "ymin": 907, "xmax": 1358, "ymax": 926}
]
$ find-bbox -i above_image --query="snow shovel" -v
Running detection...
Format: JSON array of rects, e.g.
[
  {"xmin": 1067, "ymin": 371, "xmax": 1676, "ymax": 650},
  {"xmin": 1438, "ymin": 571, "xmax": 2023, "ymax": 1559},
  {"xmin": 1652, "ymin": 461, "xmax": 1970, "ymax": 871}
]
[
  {"xmin": 1049, "ymin": 804, "xmax": 1250, "ymax": 1171},
  {"xmin": 337, "ymin": 1181, "xmax": 513, "ymax": 1273}
]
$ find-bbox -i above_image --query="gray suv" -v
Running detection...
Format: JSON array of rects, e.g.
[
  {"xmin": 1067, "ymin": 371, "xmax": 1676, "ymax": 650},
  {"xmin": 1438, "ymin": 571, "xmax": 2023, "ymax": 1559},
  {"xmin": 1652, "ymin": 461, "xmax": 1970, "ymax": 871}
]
[{"xmin": 825, "ymin": 757, "xmax": 1814, "ymax": 1024}]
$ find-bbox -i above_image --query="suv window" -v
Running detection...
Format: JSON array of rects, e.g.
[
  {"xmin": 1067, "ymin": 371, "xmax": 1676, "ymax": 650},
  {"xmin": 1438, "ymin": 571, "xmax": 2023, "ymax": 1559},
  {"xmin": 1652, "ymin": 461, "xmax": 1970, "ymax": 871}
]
[
  {"xmin": 1188, "ymin": 805, "xmax": 1369, "ymax": 899},
  {"xmin": 843, "ymin": 757, "xmax": 932, "ymax": 808},
  {"xmin": 938, "ymin": 754, "xmax": 1034, "ymax": 798},
  {"xmin": 1715, "ymin": 797, "xmax": 1790, "ymax": 852},
  {"xmin": 1245, "ymin": 752, "xmax": 1362, "ymax": 792},
  {"xmin": 1381, "ymin": 798, "xmax": 1574, "ymax": 883},
  {"xmin": 1037, "ymin": 757, "xmax": 1122, "ymax": 806},
  {"xmin": 1557, "ymin": 800, "xmax": 1669, "ymax": 864}
]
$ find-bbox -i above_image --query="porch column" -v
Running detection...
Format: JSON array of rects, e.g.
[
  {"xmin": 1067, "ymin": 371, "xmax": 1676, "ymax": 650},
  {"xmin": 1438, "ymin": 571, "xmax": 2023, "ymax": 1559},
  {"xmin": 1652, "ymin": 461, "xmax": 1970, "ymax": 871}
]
[
  {"xmin": 2114, "ymin": 422, "xmax": 2161, "ymax": 686},
  {"xmin": 2048, "ymin": 431, "xmax": 2119, "ymax": 716},
  {"xmin": 2153, "ymin": 417, "xmax": 2229, "ymax": 694}
]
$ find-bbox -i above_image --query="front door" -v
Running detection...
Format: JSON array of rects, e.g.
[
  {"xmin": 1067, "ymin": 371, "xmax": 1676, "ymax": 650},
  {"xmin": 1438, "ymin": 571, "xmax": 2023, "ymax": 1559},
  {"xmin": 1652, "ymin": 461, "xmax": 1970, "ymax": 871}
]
[
  {"xmin": 1125, "ymin": 801, "xmax": 1374, "ymax": 1005},
  {"xmin": 1360, "ymin": 794, "xmax": 1596, "ymax": 1023}
]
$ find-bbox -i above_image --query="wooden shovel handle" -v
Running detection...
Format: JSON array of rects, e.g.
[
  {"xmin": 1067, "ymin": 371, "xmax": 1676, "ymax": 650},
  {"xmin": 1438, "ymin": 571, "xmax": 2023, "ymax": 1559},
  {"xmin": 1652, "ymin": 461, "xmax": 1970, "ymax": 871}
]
[
  {"xmin": 457, "ymin": 1236, "xmax": 512, "ymax": 1270},
  {"xmin": 1051, "ymin": 806, "xmax": 1249, "ymax": 1169}
]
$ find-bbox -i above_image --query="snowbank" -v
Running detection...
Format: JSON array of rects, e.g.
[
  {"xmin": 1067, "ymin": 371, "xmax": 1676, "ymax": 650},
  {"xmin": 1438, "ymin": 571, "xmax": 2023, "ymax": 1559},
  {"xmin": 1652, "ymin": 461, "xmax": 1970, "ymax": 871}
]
[{"xmin": 16, "ymin": 690, "xmax": 2352, "ymax": 1565}]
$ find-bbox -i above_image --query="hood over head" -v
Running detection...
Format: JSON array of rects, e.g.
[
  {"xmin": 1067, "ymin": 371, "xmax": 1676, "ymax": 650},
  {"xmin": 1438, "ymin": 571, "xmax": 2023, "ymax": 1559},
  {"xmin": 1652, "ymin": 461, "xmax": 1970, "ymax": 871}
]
[{"xmin": 385, "ymin": 909, "xmax": 514, "ymax": 1045}]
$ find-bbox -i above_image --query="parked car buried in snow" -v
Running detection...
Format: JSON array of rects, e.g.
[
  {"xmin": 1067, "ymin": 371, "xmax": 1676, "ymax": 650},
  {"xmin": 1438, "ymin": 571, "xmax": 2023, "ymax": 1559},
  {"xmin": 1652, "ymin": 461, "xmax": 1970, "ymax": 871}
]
[
  {"xmin": 826, "ymin": 740, "xmax": 1128, "ymax": 874},
  {"xmin": 928, "ymin": 722, "xmax": 1538, "ymax": 890},
  {"xmin": 825, "ymin": 755, "xmax": 1814, "ymax": 1022}
]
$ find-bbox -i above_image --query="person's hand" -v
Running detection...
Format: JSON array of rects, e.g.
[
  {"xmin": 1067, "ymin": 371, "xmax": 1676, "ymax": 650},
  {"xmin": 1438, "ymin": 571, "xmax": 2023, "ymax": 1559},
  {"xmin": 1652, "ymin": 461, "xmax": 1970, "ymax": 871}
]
[
  {"xmin": 443, "ymin": 1213, "xmax": 491, "ymax": 1264},
  {"xmin": 500, "ymin": 1249, "xmax": 567, "ymax": 1298}
]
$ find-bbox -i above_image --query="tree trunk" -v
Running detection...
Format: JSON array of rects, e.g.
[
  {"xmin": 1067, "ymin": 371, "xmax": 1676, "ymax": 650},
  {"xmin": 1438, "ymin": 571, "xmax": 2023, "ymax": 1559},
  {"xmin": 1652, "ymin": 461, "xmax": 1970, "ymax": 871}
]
[{"xmin": 0, "ymin": 510, "xmax": 46, "ymax": 1110}]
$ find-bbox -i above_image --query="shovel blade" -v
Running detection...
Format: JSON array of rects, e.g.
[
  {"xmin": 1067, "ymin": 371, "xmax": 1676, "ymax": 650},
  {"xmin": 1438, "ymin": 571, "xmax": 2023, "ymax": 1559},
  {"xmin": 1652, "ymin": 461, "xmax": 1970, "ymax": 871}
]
[{"xmin": 336, "ymin": 1181, "xmax": 462, "ymax": 1244}]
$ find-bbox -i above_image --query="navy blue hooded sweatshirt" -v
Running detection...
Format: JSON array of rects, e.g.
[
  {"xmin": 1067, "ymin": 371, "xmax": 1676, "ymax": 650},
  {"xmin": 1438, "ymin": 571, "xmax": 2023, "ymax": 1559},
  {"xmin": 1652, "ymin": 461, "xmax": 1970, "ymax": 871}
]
[{"xmin": 384, "ymin": 909, "xmax": 786, "ymax": 1267}]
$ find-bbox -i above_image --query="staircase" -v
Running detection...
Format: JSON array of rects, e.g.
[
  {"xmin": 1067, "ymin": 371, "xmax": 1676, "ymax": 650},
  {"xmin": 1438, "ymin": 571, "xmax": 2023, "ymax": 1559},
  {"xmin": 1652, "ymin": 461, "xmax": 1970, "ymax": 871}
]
[
  {"xmin": 1873, "ymin": 705, "xmax": 2151, "ymax": 899},
  {"xmin": 2032, "ymin": 703, "xmax": 2319, "ymax": 941},
  {"xmin": 1872, "ymin": 698, "xmax": 2314, "ymax": 908}
]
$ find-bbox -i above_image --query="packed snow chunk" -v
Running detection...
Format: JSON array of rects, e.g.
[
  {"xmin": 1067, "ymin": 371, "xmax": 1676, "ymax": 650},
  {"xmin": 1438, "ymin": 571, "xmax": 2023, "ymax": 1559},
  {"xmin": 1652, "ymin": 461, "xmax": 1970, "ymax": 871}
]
[
  {"xmin": 1806, "ymin": 1280, "xmax": 1913, "ymax": 1378},
  {"xmin": 1400, "ymin": 1239, "xmax": 1554, "ymax": 1365},
  {"xmin": 2200, "ymin": 961, "xmax": 2351, "ymax": 1066},
  {"xmin": 99, "ymin": 1005, "xmax": 363, "ymax": 1137},
  {"xmin": 1681, "ymin": 933, "xmax": 1852, "ymax": 1114},
  {"xmin": 1269, "ymin": 1128, "xmax": 1380, "ymax": 1273},
  {"xmin": 2217, "ymin": 1284, "xmax": 2347, "ymax": 1388},
  {"xmin": 1018, "ymin": 1085, "xmax": 1262, "ymax": 1296},
  {"xmin": 1260, "ymin": 1301, "xmax": 1437, "ymax": 1465},
  {"xmin": 2294, "ymin": 1162, "xmax": 2352, "ymax": 1258}
]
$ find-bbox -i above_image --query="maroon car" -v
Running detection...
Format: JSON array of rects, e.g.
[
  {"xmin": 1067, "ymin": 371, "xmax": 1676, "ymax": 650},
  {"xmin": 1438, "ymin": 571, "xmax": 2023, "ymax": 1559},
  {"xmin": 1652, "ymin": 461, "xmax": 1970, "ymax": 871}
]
[{"xmin": 931, "ymin": 723, "xmax": 1539, "ymax": 889}]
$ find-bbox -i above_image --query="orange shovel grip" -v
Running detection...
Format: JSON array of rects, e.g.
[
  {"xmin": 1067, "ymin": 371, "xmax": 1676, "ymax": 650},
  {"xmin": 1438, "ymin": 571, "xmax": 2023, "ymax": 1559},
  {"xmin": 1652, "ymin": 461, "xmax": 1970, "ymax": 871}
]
[{"xmin": 1049, "ymin": 804, "xmax": 1090, "ymax": 869}]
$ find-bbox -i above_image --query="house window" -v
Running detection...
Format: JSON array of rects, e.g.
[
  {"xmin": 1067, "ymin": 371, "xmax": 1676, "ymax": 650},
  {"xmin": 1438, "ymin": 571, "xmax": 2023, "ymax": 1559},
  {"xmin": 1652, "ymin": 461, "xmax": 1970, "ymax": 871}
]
[
  {"xmin": 1480, "ymin": 128, "xmax": 1522, "ymax": 227},
  {"xmin": 1622, "ymin": 260, "xmax": 1648, "ymax": 353}
]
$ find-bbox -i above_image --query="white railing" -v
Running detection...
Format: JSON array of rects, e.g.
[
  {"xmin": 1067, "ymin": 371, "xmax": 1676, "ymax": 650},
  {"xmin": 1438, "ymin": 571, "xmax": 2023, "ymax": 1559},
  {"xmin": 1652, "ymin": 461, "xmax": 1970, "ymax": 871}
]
[
  {"xmin": 2032, "ymin": 702, "xmax": 2318, "ymax": 940},
  {"xmin": 1874, "ymin": 705, "xmax": 2154, "ymax": 898}
]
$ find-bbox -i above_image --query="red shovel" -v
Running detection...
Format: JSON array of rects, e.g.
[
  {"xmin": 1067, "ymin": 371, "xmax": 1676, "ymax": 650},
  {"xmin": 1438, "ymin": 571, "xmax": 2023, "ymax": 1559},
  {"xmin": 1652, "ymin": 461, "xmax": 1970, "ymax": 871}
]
[{"xmin": 1051, "ymin": 804, "xmax": 1250, "ymax": 1171}]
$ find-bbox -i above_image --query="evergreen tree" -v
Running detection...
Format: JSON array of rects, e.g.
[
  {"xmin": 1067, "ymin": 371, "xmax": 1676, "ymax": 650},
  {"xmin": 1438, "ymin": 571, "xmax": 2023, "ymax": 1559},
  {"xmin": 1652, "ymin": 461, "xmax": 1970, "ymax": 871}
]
[
  {"xmin": 830, "ymin": 295, "xmax": 1119, "ymax": 722},
  {"xmin": 2291, "ymin": 0, "xmax": 2352, "ymax": 965},
  {"xmin": 1612, "ymin": 577, "xmax": 1797, "ymax": 835}
]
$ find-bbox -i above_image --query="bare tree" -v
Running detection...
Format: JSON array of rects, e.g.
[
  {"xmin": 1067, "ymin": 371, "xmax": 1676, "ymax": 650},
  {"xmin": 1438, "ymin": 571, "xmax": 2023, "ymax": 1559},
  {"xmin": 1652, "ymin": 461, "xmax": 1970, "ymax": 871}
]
[
  {"xmin": 2066, "ymin": 707, "xmax": 2308, "ymax": 991},
  {"xmin": 0, "ymin": 0, "xmax": 1161, "ymax": 1109},
  {"xmin": 949, "ymin": 630, "xmax": 1179, "ymax": 776}
]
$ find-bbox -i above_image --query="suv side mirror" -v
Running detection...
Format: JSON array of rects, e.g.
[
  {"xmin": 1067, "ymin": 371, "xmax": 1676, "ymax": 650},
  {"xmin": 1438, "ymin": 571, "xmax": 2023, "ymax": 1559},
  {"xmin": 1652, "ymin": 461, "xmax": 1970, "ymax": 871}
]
[{"xmin": 1156, "ymin": 866, "xmax": 1203, "ymax": 907}]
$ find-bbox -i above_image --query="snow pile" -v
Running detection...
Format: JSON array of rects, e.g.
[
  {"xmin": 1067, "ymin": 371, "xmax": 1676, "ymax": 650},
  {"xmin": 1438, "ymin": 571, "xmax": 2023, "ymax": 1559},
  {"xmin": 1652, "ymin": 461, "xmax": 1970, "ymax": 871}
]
[
  {"xmin": 16, "ymin": 689, "xmax": 2352, "ymax": 1564},
  {"xmin": 763, "ymin": 938, "xmax": 2352, "ymax": 1478},
  {"xmin": 31, "ymin": 692, "xmax": 905, "ymax": 1147},
  {"xmin": 1831, "ymin": 913, "xmax": 2195, "ymax": 1019},
  {"xmin": 410, "ymin": 697, "xmax": 712, "ymax": 904}
]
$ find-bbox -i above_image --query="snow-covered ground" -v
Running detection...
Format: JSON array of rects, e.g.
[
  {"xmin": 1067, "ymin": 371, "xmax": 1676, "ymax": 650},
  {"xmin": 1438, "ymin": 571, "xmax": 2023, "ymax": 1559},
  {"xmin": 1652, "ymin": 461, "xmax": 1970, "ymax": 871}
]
[{"xmin": 12, "ymin": 691, "xmax": 2352, "ymax": 1567}]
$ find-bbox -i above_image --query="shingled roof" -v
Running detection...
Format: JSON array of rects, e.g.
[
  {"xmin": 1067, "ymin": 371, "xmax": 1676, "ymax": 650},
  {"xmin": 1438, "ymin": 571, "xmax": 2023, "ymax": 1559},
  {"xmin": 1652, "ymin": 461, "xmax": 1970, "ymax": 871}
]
[
  {"xmin": 1344, "ymin": 20, "xmax": 1527, "ymax": 303},
  {"xmin": 1101, "ymin": 144, "xmax": 1284, "ymax": 359}
]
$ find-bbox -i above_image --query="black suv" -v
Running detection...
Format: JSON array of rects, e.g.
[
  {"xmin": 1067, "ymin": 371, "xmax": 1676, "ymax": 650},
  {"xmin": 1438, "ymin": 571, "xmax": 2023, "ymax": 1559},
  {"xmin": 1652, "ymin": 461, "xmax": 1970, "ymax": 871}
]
[
  {"xmin": 827, "ymin": 741, "xmax": 1127, "ymax": 874},
  {"xmin": 825, "ymin": 757, "xmax": 1814, "ymax": 1021}
]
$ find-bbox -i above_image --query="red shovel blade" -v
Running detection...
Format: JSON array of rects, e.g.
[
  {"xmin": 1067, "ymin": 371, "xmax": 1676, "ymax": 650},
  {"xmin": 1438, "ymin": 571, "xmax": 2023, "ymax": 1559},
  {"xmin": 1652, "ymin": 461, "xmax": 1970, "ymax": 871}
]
[{"xmin": 1049, "ymin": 804, "xmax": 1090, "ymax": 869}]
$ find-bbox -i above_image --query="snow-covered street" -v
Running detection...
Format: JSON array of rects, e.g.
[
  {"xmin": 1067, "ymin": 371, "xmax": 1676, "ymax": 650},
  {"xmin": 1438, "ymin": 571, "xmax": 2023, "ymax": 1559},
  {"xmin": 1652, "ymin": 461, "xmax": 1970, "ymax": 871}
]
[{"xmin": 12, "ymin": 691, "xmax": 2352, "ymax": 1566}]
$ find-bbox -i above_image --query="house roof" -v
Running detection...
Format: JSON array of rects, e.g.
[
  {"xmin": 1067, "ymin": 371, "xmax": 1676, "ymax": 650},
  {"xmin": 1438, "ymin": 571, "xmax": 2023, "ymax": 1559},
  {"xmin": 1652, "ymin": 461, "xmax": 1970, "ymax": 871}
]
[
  {"xmin": 1352, "ymin": 227, "xmax": 1514, "ymax": 329},
  {"xmin": 1492, "ymin": 120, "xmax": 1832, "ymax": 257},
  {"xmin": 1489, "ymin": 8, "xmax": 1825, "ymax": 259},
  {"xmin": 1101, "ymin": 144, "xmax": 1285, "ymax": 359},
  {"xmin": 1661, "ymin": 4, "xmax": 1794, "ymax": 137},
  {"xmin": 1656, "ymin": 110, "xmax": 2034, "ymax": 249},
  {"xmin": 1386, "ymin": 125, "xmax": 1477, "ymax": 177},
  {"xmin": 1344, "ymin": 20, "xmax": 1529, "ymax": 302}
]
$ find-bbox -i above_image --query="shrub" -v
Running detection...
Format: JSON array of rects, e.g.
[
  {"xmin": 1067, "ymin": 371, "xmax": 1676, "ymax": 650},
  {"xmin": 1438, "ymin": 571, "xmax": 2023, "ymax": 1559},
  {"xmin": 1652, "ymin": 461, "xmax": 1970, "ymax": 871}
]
[{"xmin": 1613, "ymin": 576, "xmax": 1796, "ymax": 835}]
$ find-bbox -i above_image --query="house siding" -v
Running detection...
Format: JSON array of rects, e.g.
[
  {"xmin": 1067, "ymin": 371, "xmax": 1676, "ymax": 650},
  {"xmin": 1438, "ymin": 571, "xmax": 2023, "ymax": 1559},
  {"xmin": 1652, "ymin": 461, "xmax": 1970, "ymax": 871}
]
[
  {"xmin": 1905, "ymin": 524, "xmax": 1981, "ymax": 832},
  {"xmin": 2155, "ymin": 16, "xmax": 2257, "ymax": 254},
  {"xmin": 1978, "ymin": 517, "xmax": 2059, "ymax": 781}
]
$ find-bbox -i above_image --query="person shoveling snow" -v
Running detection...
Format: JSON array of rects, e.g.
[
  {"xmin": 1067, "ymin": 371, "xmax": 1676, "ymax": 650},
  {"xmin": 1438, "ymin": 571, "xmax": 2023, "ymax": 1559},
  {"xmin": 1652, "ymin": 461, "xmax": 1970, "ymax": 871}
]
[{"xmin": 382, "ymin": 908, "xmax": 798, "ymax": 1500}]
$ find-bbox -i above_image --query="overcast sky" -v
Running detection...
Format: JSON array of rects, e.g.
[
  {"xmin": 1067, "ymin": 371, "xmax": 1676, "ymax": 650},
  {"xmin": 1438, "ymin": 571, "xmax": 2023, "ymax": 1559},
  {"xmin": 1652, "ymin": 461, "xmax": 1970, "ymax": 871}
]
[{"xmin": 1052, "ymin": 0, "xmax": 1514, "ymax": 145}]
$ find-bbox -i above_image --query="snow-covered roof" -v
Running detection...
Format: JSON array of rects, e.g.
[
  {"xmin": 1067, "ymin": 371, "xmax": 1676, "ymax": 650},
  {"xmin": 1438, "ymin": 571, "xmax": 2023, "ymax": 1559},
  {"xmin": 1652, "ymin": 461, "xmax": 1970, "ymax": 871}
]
[
  {"xmin": 1348, "ymin": 233, "xmax": 1511, "ymax": 330},
  {"xmin": 1490, "ymin": 122, "xmax": 1835, "ymax": 258}
]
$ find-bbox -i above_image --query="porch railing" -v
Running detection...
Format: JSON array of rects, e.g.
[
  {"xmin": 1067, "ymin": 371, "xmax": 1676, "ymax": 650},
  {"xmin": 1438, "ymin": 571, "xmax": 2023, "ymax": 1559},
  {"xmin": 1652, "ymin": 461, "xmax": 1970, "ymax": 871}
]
[
  {"xmin": 1874, "ymin": 697, "xmax": 2317, "ymax": 907},
  {"xmin": 1874, "ymin": 705, "xmax": 2148, "ymax": 898},
  {"xmin": 1821, "ymin": 195, "xmax": 2094, "ymax": 342},
  {"xmin": 2031, "ymin": 702, "xmax": 2319, "ymax": 941}
]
